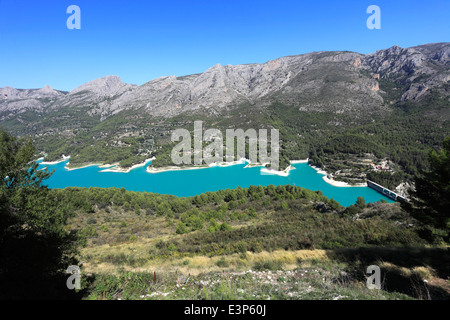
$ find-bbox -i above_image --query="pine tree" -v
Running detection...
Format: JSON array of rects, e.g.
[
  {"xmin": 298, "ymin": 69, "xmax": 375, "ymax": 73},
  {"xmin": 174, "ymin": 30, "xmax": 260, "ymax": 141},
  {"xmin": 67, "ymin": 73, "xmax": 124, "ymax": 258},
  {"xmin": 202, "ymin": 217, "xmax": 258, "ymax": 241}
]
[
  {"xmin": 402, "ymin": 137, "xmax": 450, "ymax": 242},
  {"xmin": 0, "ymin": 129, "xmax": 79, "ymax": 299}
]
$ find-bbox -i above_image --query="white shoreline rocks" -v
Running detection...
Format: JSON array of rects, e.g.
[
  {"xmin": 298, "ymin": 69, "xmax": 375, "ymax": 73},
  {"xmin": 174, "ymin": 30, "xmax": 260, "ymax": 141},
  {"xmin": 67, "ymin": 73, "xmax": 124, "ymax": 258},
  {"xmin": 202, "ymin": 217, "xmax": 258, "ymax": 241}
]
[
  {"xmin": 310, "ymin": 165, "xmax": 367, "ymax": 187},
  {"xmin": 40, "ymin": 154, "xmax": 71, "ymax": 165}
]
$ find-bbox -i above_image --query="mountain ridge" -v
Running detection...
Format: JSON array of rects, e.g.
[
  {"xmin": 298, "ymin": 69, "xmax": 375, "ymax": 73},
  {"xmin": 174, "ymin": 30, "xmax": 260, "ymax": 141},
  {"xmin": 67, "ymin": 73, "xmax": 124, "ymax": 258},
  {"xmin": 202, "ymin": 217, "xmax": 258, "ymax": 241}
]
[{"xmin": 1, "ymin": 42, "xmax": 448, "ymax": 120}]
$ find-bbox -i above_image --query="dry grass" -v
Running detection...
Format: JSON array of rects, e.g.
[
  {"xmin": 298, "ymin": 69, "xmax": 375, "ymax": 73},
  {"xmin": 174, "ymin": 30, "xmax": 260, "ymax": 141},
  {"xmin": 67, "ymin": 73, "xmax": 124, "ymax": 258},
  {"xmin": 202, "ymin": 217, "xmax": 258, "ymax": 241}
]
[
  {"xmin": 81, "ymin": 247, "xmax": 332, "ymax": 275},
  {"xmin": 378, "ymin": 262, "xmax": 435, "ymax": 279}
]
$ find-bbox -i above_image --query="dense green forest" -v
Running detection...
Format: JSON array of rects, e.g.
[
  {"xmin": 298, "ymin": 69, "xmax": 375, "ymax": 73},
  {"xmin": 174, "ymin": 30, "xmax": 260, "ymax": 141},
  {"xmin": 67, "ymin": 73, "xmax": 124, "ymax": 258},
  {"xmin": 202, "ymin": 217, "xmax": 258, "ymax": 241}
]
[{"xmin": 265, "ymin": 98, "xmax": 449, "ymax": 189}]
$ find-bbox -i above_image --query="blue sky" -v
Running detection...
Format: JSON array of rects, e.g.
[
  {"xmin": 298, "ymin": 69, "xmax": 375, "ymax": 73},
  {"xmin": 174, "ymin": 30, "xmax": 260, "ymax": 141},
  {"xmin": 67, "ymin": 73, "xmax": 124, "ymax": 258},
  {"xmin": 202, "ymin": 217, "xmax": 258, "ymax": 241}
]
[{"xmin": 0, "ymin": 0, "xmax": 448, "ymax": 91}]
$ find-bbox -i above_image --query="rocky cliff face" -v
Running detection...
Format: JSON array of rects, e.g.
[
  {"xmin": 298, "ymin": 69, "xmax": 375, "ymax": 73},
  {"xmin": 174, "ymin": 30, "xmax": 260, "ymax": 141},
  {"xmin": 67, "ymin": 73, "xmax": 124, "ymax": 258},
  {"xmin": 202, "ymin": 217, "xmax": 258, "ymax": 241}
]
[
  {"xmin": 363, "ymin": 43, "xmax": 450, "ymax": 102},
  {"xmin": 1, "ymin": 43, "xmax": 448, "ymax": 120}
]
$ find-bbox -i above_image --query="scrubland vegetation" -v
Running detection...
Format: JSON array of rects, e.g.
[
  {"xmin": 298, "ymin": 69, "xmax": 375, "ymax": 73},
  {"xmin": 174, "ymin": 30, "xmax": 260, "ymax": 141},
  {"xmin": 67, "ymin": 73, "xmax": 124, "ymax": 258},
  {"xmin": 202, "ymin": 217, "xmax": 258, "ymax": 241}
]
[{"xmin": 1, "ymin": 129, "xmax": 448, "ymax": 300}]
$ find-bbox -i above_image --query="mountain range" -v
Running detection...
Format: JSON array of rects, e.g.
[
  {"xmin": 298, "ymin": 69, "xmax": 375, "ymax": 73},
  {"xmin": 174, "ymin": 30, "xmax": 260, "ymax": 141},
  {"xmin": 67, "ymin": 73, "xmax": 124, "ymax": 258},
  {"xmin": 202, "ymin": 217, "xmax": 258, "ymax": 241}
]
[{"xmin": 1, "ymin": 42, "xmax": 449, "ymax": 120}]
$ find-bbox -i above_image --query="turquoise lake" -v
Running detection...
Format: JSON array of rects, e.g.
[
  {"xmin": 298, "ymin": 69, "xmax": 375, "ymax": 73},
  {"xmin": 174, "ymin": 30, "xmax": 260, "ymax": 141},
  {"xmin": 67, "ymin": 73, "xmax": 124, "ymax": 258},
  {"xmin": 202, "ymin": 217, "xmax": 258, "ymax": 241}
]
[{"xmin": 37, "ymin": 160, "xmax": 394, "ymax": 207}]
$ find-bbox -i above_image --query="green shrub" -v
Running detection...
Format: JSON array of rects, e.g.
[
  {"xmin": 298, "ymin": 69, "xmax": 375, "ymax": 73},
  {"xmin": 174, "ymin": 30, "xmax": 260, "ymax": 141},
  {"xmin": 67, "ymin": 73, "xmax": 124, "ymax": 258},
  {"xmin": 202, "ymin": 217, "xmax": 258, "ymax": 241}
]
[
  {"xmin": 216, "ymin": 257, "xmax": 230, "ymax": 268},
  {"xmin": 219, "ymin": 222, "xmax": 232, "ymax": 232},
  {"xmin": 87, "ymin": 217, "xmax": 97, "ymax": 225},
  {"xmin": 253, "ymin": 260, "xmax": 283, "ymax": 271},
  {"xmin": 176, "ymin": 222, "xmax": 189, "ymax": 234}
]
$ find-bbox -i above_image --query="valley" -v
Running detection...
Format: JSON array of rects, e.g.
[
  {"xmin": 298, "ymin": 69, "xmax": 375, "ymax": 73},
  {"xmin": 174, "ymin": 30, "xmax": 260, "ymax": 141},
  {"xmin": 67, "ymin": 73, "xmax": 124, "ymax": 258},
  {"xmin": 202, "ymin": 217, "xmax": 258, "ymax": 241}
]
[{"xmin": 1, "ymin": 43, "xmax": 449, "ymax": 192}]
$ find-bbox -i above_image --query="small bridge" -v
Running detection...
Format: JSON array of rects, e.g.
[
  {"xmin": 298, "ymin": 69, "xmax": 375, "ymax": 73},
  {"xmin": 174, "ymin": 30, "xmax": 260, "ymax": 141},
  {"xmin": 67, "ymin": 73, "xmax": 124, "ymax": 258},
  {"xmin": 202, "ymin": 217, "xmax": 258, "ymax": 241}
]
[{"xmin": 367, "ymin": 180, "xmax": 408, "ymax": 202}]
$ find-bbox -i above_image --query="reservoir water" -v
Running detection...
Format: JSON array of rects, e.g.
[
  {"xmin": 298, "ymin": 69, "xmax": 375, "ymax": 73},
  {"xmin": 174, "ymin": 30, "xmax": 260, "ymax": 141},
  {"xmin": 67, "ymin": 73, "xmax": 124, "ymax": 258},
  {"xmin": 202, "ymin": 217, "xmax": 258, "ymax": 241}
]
[{"xmin": 37, "ymin": 160, "xmax": 394, "ymax": 207}]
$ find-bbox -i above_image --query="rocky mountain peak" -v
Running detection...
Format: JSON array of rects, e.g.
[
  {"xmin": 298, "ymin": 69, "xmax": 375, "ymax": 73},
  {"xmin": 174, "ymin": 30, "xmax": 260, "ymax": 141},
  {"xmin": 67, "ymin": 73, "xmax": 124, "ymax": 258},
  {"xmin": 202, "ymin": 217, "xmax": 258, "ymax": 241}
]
[
  {"xmin": 39, "ymin": 84, "xmax": 54, "ymax": 92},
  {"xmin": 36, "ymin": 84, "xmax": 61, "ymax": 96},
  {"xmin": 69, "ymin": 75, "xmax": 125, "ymax": 96}
]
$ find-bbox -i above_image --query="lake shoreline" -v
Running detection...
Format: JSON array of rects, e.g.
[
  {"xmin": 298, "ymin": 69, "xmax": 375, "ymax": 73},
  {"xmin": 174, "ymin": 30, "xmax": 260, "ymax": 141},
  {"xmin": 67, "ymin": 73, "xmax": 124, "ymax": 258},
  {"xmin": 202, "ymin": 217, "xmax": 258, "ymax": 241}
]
[
  {"xmin": 40, "ymin": 154, "xmax": 71, "ymax": 165},
  {"xmin": 66, "ymin": 163, "xmax": 114, "ymax": 171},
  {"xmin": 147, "ymin": 158, "xmax": 309, "ymax": 178},
  {"xmin": 146, "ymin": 158, "xmax": 252, "ymax": 174},
  {"xmin": 40, "ymin": 155, "xmax": 366, "ymax": 188},
  {"xmin": 37, "ymin": 156, "xmax": 392, "ymax": 206},
  {"xmin": 99, "ymin": 157, "xmax": 155, "ymax": 173},
  {"xmin": 310, "ymin": 165, "xmax": 367, "ymax": 188}
]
